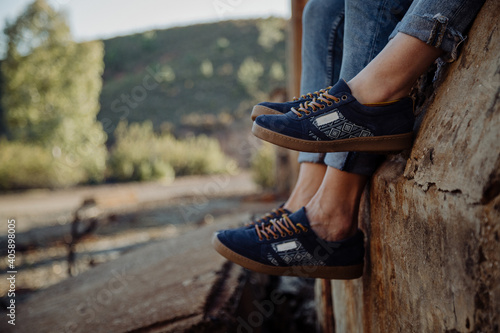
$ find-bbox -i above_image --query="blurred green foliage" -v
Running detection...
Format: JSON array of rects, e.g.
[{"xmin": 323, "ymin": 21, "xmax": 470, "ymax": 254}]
[
  {"xmin": 108, "ymin": 121, "xmax": 235, "ymax": 182},
  {"xmin": 0, "ymin": 140, "xmax": 57, "ymax": 189},
  {"xmin": 1, "ymin": 0, "xmax": 107, "ymax": 188},
  {"xmin": 251, "ymin": 142, "xmax": 276, "ymax": 189},
  {"xmin": 0, "ymin": 2, "xmax": 285, "ymax": 190},
  {"xmin": 257, "ymin": 18, "xmax": 286, "ymax": 51}
]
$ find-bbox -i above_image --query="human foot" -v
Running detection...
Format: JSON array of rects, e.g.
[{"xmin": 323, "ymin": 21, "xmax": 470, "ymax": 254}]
[
  {"xmin": 252, "ymin": 79, "xmax": 414, "ymax": 153},
  {"xmin": 283, "ymin": 162, "xmax": 327, "ymax": 213},
  {"xmin": 213, "ymin": 208, "xmax": 365, "ymax": 279},
  {"xmin": 304, "ymin": 203, "xmax": 358, "ymax": 242}
]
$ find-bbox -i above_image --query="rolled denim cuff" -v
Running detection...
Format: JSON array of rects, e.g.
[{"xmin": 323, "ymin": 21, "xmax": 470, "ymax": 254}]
[
  {"xmin": 324, "ymin": 152, "xmax": 386, "ymax": 176},
  {"xmin": 297, "ymin": 152, "xmax": 326, "ymax": 164},
  {"xmin": 298, "ymin": 151, "xmax": 385, "ymax": 176},
  {"xmin": 389, "ymin": 13, "xmax": 466, "ymax": 62}
]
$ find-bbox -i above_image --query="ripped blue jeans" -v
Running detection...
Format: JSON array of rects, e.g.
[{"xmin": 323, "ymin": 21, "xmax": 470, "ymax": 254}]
[{"xmin": 298, "ymin": 0, "xmax": 485, "ymax": 175}]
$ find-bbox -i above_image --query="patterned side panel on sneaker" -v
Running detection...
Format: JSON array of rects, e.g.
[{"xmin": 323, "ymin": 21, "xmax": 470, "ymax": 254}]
[
  {"xmin": 310, "ymin": 110, "xmax": 374, "ymax": 140},
  {"xmin": 267, "ymin": 238, "xmax": 326, "ymax": 266}
]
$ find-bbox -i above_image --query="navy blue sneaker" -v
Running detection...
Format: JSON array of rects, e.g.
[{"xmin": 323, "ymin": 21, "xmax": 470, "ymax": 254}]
[
  {"xmin": 251, "ymin": 87, "xmax": 332, "ymax": 121},
  {"xmin": 245, "ymin": 205, "xmax": 292, "ymax": 227},
  {"xmin": 252, "ymin": 80, "xmax": 415, "ymax": 153},
  {"xmin": 213, "ymin": 207, "xmax": 364, "ymax": 279}
]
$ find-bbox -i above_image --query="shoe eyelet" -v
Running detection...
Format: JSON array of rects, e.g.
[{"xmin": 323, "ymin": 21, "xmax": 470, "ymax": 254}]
[
  {"xmin": 288, "ymin": 231, "xmax": 294, "ymax": 236},
  {"xmin": 281, "ymin": 233, "xmax": 286, "ymax": 237},
  {"xmin": 274, "ymin": 235, "xmax": 279, "ymax": 239},
  {"xmin": 320, "ymin": 105, "xmax": 325, "ymax": 109},
  {"xmin": 305, "ymin": 111, "xmax": 310, "ymax": 115},
  {"xmin": 342, "ymin": 95, "xmax": 348, "ymax": 101},
  {"xmin": 327, "ymin": 102, "xmax": 333, "ymax": 106},
  {"xmin": 297, "ymin": 114, "xmax": 302, "ymax": 118}
]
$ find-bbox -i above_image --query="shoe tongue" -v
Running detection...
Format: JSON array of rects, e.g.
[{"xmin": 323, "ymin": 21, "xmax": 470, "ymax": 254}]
[
  {"xmin": 328, "ymin": 79, "xmax": 352, "ymax": 95},
  {"xmin": 286, "ymin": 207, "xmax": 311, "ymax": 228}
]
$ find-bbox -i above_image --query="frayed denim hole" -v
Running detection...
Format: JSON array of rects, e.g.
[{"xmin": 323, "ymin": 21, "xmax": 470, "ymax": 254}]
[{"xmin": 426, "ymin": 13, "xmax": 449, "ymax": 48}]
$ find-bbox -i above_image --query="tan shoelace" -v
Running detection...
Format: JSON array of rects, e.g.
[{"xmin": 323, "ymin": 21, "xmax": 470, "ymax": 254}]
[
  {"xmin": 291, "ymin": 92, "xmax": 341, "ymax": 118},
  {"xmin": 255, "ymin": 214, "xmax": 308, "ymax": 241},
  {"xmin": 292, "ymin": 86, "xmax": 332, "ymax": 101}
]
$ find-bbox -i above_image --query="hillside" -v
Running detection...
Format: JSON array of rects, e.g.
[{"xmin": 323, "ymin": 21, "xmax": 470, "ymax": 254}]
[{"xmin": 98, "ymin": 18, "xmax": 288, "ymax": 144}]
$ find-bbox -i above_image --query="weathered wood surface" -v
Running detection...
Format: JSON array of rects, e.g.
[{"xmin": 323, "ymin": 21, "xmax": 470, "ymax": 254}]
[{"xmin": 5, "ymin": 214, "xmax": 246, "ymax": 333}]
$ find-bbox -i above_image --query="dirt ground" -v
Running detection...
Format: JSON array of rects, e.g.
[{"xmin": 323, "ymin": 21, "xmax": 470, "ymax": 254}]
[{"xmin": 0, "ymin": 172, "xmax": 281, "ymax": 302}]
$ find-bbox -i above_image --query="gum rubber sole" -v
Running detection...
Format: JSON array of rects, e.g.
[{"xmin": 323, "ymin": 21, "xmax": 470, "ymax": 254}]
[
  {"xmin": 252, "ymin": 122, "xmax": 414, "ymax": 153},
  {"xmin": 212, "ymin": 235, "xmax": 363, "ymax": 280},
  {"xmin": 251, "ymin": 105, "xmax": 284, "ymax": 121}
]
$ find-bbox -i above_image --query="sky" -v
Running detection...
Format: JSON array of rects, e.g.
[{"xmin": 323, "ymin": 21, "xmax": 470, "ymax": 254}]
[{"xmin": 0, "ymin": 0, "xmax": 290, "ymax": 56}]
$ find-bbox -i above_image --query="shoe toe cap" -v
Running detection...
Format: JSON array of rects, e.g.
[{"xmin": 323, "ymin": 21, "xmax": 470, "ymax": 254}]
[
  {"xmin": 215, "ymin": 228, "xmax": 265, "ymax": 261},
  {"xmin": 257, "ymin": 100, "xmax": 300, "ymax": 113},
  {"xmin": 255, "ymin": 114, "xmax": 307, "ymax": 138}
]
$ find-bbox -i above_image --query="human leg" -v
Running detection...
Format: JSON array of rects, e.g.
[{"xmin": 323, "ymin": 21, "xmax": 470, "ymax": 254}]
[
  {"xmin": 349, "ymin": 32, "xmax": 443, "ymax": 103},
  {"xmin": 246, "ymin": 0, "xmax": 345, "ymax": 226},
  {"xmin": 252, "ymin": 0, "xmax": 415, "ymax": 153},
  {"xmin": 299, "ymin": 0, "xmax": 344, "ymax": 92},
  {"xmin": 250, "ymin": 0, "xmax": 344, "ymax": 121},
  {"xmin": 285, "ymin": 0, "xmax": 344, "ymax": 212},
  {"xmin": 257, "ymin": 0, "xmax": 346, "ymax": 215},
  {"xmin": 215, "ymin": 0, "xmax": 413, "ymax": 278},
  {"xmin": 303, "ymin": 0, "xmax": 486, "ymax": 240},
  {"xmin": 253, "ymin": 0, "xmax": 486, "ymax": 153},
  {"xmin": 284, "ymin": 162, "xmax": 327, "ymax": 212},
  {"xmin": 305, "ymin": 167, "xmax": 367, "ymax": 241},
  {"xmin": 290, "ymin": 0, "xmax": 391, "ymax": 215},
  {"xmin": 298, "ymin": 0, "xmax": 412, "ymax": 242},
  {"xmin": 253, "ymin": 0, "xmax": 486, "ymax": 240},
  {"xmin": 215, "ymin": 0, "xmax": 488, "ymax": 279},
  {"xmin": 349, "ymin": 0, "xmax": 486, "ymax": 103}
]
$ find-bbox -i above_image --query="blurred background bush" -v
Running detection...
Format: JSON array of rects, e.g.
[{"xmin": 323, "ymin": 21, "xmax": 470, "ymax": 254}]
[
  {"xmin": 251, "ymin": 142, "xmax": 276, "ymax": 189},
  {"xmin": 107, "ymin": 120, "xmax": 234, "ymax": 182}
]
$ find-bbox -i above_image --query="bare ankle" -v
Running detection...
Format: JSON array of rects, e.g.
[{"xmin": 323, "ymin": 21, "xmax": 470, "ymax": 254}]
[
  {"xmin": 283, "ymin": 200, "xmax": 303, "ymax": 213},
  {"xmin": 284, "ymin": 163, "xmax": 327, "ymax": 212},
  {"xmin": 284, "ymin": 193, "xmax": 313, "ymax": 213},
  {"xmin": 347, "ymin": 77, "xmax": 411, "ymax": 104},
  {"xmin": 305, "ymin": 205, "xmax": 357, "ymax": 242}
]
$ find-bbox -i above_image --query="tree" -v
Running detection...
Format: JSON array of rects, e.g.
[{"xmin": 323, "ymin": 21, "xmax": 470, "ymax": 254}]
[{"xmin": 1, "ymin": 0, "xmax": 107, "ymax": 186}]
